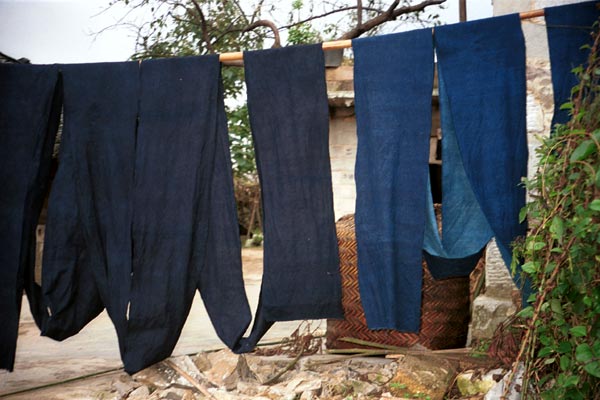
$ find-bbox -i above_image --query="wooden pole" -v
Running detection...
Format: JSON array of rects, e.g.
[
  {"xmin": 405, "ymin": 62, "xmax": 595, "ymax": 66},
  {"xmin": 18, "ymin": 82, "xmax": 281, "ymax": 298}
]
[
  {"xmin": 459, "ymin": 0, "xmax": 467, "ymax": 22},
  {"xmin": 218, "ymin": 8, "xmax": 546, "ymax": 62}
]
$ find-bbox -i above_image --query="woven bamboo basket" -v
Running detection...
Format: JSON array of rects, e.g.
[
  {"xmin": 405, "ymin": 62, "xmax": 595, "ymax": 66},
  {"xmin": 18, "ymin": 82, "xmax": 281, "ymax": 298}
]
[{"xmin": 327, "ymin": 213, "xmax": 479, "ymax": 350}]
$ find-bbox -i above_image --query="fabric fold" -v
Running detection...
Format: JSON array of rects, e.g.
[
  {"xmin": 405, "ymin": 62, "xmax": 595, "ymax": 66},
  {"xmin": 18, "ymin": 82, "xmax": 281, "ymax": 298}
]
[
  {"xmin": 545, "ymin": 1, "xmax": 600, "ymax": 127},
  {"xmin": 353, "ymin": 29, "xmax": 434, "ymax": 332},
  {"xmin": 0, "ymin": 63, "xmax": 62, "ymax": 371},
  {"xmin": 235, "ymin": 44, "xmax": 343, "ymax": 352},
  {"xmin": 434, "ymin": 14, "xmax": 528, "ymax": 291},
  {"xmin": 422, "ymin": 68, "xmax": 493, "ymax": 280}
]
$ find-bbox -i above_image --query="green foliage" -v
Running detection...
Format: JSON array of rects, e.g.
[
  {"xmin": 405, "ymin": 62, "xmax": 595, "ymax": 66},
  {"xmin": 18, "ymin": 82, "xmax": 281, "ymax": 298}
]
[
  {"xmin": 287, "ymin": 23, "xmax": 322, "ymax": 45},
  {"xmin": 512, "ymin": 23, "xmax": 600, "ymax": 399},
  {"xmin": 227, "ymin": 103, "xmax": 255, "ymax": 177},
  {"xmin": 286, "ymin": 0, "xmax": 321, "ymax": 45}
]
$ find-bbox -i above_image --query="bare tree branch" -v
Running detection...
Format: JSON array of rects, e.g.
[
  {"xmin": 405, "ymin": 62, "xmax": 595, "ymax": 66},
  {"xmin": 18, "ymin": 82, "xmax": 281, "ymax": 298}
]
[
  {"xmin": 230, "ymin": 0, "xmax": 251, "ymax": 25},
  {"xmin": 339, "ymin": 0, "xmax": 446, "ymax": 39},
  {"xmin": 243, "ymin": 20, "xmax": 282, "ymax": 48},
  {"xmin": 190, "ymin": 0, "xmax": 215, "ymax": 53},
  {"xmin": 251, "ymin": 0, "xmax": 265, "ymax": 24},
  {"xmin": 279, "ymin": 5, "xmax": 382, "ymax": 31},
  {"xmin": 357, "ymin": 0, "xmax": 363, "ymax": 27}
]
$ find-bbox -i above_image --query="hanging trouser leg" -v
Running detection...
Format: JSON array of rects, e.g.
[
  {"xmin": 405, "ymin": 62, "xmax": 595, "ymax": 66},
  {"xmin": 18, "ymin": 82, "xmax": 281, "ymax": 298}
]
[
  {"xmin": 352, "ymin": 30, "xmax": 434, "ymax": 332},
  {"xmin": 197, "ymin": 79, "xmax": 251, "ymax": 350},
  {"xmin": 545, "ymin": 1, "xmax": 600, "ymax": 127},
  {"xmin": 434, "ymin": 14, "xmax": 528, "ymax": 296},
  {"xmin": 234, "ymin": 44, "xmax": 343, "ymax": 352},
  {"xmin": 0, "ymin": 64, "xmax": 62, "ymax": 371},
  {"xmin": 42, "ymin": 62, "xmax": 139, "ymax": 352},
  {"xmin": 124, "ymin": 56, "xmax": 251, "ymax": 373}
]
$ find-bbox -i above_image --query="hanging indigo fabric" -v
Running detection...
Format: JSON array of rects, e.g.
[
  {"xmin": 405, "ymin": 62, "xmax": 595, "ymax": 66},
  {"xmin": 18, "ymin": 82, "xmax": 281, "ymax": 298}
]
[
  {"xmin": 235, "ymin": 44, "xmax": 343, "ymax": 352},
  {"xmin": 42, "ymin": 62, "xmax": 139, "ymax": 353},
  {"xmin": 434, "ymin": 15, "xmax": 528, "ymax": 291},
  {"xmin": 0, "ymin": 64, "xmax": 62, "ymax": 371},
  {"xmin": 45, "ymin": 57, "xmax": 251, "ymax": 374},
  {"xmin": 353, "ymin": 29, "xmax": 434, "ymax": 332},
  {"xmin": 125, "ymin": 56, "xmax": 251, "ymax": 372},
  {"xmin": 422, "ymin": 69, "xmax": 493, "ymax": 280},
  {"xmin": 545, "ymin": 1, "xmax": 600, "ymax": 127}
]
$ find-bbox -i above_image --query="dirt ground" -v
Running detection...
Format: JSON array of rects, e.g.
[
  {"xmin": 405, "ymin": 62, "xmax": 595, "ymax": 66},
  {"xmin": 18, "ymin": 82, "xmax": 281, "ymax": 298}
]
[{"xmin": 0, "ymin": 247, "xmax": 323, "ymax": 399}]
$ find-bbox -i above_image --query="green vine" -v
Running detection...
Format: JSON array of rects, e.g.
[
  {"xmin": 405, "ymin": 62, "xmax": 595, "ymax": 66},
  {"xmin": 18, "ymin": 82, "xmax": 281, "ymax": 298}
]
[{"xmin": 511, "ymin": 21, "xmax": 600, "ymax": 399}]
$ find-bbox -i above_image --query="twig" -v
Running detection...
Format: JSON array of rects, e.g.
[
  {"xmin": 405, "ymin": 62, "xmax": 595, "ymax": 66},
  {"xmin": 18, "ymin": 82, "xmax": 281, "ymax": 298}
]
[
  {"xmin": 279, "ymin": 5, "xmax": 383, "ymax": 31},
  {"xmin": 163, "ymin": 360, "xmax": 216, "ymax": 399},
  {"xmin": 262, "ymin": 341, "xmax": 306, "ymax": 385},
  {"xmin": 339, "ymin": 0, "xmax": 446, "ymax": 39},
  {"xmin": 337, "ymin": 337, "xmax": 405, "ymax": 351}
]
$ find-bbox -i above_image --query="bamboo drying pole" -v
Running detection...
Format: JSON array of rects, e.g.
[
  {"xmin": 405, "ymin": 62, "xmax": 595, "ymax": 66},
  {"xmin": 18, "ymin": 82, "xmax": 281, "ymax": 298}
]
[{"xmin": 218, "ymin": 8, "xmax": 545, "ymax": 63}]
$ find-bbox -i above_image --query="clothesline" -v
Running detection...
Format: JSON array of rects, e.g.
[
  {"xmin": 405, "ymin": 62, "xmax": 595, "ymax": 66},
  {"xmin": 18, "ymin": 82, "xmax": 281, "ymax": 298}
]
[{"xmin": 218, "ymin": 8, "xmax": 546, "ymax": 62}]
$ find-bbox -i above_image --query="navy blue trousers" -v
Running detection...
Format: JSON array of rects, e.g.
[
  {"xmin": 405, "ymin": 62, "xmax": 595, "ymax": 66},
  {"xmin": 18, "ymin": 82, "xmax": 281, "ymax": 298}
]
[
  {"xmin": 234, "ymin": 44, "xmax": 343, "ymax": 352},
  {"xmin": 0, "ymin": 64, "xmax": 62, "ymax": 371},
  {"xmin": 42, "ymin": 57, "xmax": 251, "ymax": 373},
  {"xmin": 434, "ymin": 14, "xmax": 528, "ymax": 292},
  {"xmin": 545, "ymin": 1, "xmax": 600, "ymax": 126},
  {"xmin": 353, "ymin": 29, "xmax": 434, "ymax": 332}
]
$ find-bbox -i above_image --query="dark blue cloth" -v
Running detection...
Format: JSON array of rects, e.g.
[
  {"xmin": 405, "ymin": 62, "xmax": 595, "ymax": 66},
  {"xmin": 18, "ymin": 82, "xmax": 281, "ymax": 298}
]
[
  {"xmin": 423, "ymin": 68, "xmax": 493, "ymax": 280},
  {"xmin": 43, "ymin": 57, "xmax": 251, "ymax": 373},
  {"xmin": 353, "ymin": 29, "xmax": 434, "ymax": 332},
  {"xmin": 42, "ymin": 61, "xmax": 138, "ymax": 354},
  {"xmin": 0, "ymin": 64, "xmax": 62, "ymax": 371},
  {"xmin": 545, "ymin": 1, "xmax": 600, "ymax": 127},
  {"xmin": 125, "ymin": 56, "xmax": 251, "ymax": 372},
  {"xmin": 434, "ymin": 14, "xmax": 528, "ymax": 291},
  {"xmin": 235, "ymin": 44, "xmax": 343, "ymax": 352}
]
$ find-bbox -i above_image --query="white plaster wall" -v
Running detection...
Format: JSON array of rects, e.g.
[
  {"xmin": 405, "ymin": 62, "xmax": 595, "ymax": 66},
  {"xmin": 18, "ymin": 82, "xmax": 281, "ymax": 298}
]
[{"xmin": 329, "ymin": 115, "xmax": 358, "ymax": 220}]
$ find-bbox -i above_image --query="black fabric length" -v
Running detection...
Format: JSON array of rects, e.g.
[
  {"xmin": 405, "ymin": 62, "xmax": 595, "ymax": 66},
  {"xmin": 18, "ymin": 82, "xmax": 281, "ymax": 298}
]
[
  {"xmin": 0, "ymin": 64, "xmax": 62, "ymax": 371},
  {"xmin": 41, "ymin": 57, "xmax": 251, "ymax": 373},
  {"xmin": 234, "ymin": 44, "xmax": 343, "ymax": 353}
]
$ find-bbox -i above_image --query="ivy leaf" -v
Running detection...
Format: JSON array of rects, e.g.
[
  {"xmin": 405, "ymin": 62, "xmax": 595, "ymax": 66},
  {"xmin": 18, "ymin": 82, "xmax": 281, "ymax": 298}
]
[
  {"xmin": 544, "ymin": 357, "xmax": 556, "ymax": 365},
  {"xmin": 550, "ymin": 217, "xmax": 564, "ymax": 243},
  {"xmin": 584, "ymin": 362, "xmax": 600, "ymax": 378},
  {"xmin": 538, "ymin": 346, "xmax": 554, "ymax": 358},
  {"xmin": 560, "ymin": 355, "xmax": 572, "ymax": 371},
  {"xmin": 560, "ymin": 101, "xmax": 574, "ymax": 111},
  {"xmin": 561, "ymin": 374, "xmax": 580, "ymax": 387},
  {"xmin": 521, "ymin": 261, "xmax": 538, "ymax": 274},
  {"xmin": 570, "ymin": 140, "xmax": 596, "ymax": 162},
  {"xmin": 575, "ymin": 343, "xmax": 594, "ymax": 363},
  {"xmin": 589, "ymin": 199, "xmax": 600, "ymax": 211},
  {"xmin": 569, "ymin": 326, "xmax": 587, "ymax": 337},
  {"xmin": 558, "ymin": 341, "xmax": 572, "ymax": 353},
  {"xmin": 519, "ymin": 206, "xmax": 528, "ymax": 223},
  {"xmin": 550, "ymin": 299, "xmax": 564, "ymax": 315},
  {"xmin": 517, "ymin": 306, "xmax": 534, "ymax": 318}
]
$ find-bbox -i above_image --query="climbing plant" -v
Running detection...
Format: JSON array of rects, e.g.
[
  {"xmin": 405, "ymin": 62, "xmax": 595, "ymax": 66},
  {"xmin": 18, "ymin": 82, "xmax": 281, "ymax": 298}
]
[{"xmin": 511, "ymin": 22, "xmax": 600, "ymax": 400}]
